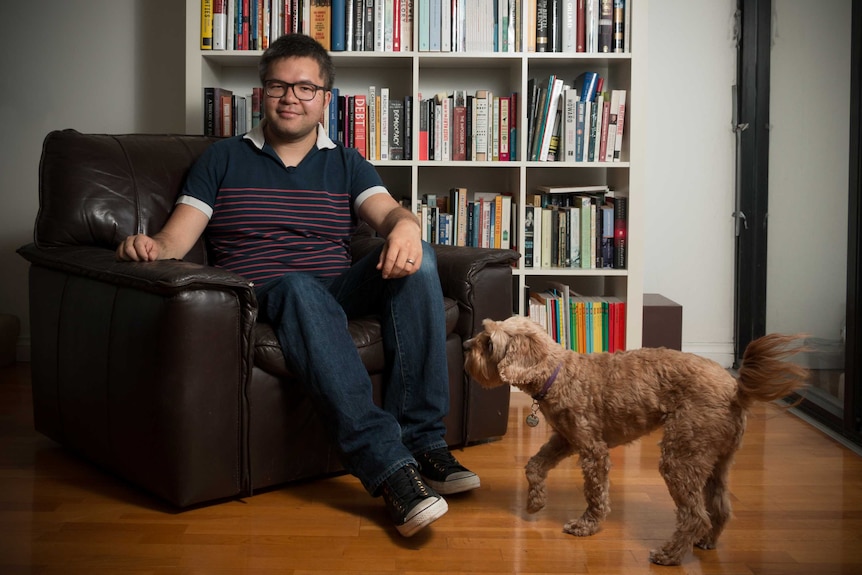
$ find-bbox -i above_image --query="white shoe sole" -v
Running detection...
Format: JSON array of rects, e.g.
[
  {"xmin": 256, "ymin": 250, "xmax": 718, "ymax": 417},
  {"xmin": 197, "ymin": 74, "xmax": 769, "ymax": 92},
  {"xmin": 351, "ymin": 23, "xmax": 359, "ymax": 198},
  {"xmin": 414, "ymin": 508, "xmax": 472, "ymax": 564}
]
[
  {"xmin": 397, "ymin": 496, "xmax": 448, "ymax": 537},
  {"xmin": 423, "ymin": 474, "xmax": 481, "ymax": 495}
]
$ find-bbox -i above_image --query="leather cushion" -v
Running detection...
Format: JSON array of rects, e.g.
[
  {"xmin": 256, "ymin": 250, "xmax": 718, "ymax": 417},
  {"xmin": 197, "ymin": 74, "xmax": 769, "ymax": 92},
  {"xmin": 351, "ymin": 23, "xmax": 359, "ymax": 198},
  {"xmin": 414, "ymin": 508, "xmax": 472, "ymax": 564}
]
[{"xmin": 253, "ymin": 296, "xmax": 460, "ymax": 377}]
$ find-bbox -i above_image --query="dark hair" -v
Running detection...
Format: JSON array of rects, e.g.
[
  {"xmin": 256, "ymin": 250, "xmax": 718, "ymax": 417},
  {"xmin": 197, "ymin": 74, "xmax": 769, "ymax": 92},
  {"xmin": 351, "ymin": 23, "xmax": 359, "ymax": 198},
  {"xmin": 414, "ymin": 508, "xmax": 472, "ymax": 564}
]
[{"xmin": 258, "ymin": 34, "xmax": 335, "ymax": 91}]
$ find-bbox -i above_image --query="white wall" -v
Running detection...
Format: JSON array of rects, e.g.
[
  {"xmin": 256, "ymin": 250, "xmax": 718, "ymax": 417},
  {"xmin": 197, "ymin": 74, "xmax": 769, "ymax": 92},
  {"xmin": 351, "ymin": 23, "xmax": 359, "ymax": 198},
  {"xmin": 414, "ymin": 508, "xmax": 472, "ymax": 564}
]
[
  {"xmin": 0, "ymin": 0, "xmax": 185, "ymax": 360},
  {"xmin": 644, "ymin": 0, "xmax": 739, "ymax": 366},
  {"xmin": 1, "ymin": 0, "xmax": 740, "ymax": 365}
]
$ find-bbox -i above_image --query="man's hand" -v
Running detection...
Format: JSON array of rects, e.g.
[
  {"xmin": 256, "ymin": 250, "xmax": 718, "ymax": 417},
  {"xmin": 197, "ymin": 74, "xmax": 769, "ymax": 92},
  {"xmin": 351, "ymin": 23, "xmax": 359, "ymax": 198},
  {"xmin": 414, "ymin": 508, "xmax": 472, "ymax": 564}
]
[
  {"xmin": 114, "ymin": 204, "xmax": 210, "ymax": 263},
  {"xmin": 377, "ymin": 216, "xmax": 422, "ymax": 279},
  {"xmin": 116, "ymin": 234, "xmax": 163, "ymax": 261}
]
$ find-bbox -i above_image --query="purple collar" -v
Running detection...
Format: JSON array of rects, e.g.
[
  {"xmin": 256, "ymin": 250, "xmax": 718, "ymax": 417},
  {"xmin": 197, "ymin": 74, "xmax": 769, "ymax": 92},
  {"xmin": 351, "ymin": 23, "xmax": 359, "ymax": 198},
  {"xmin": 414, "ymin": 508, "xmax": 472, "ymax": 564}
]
[{"xmin": 532, "ymin": 363, "xmax": 562, "ymax": 401}]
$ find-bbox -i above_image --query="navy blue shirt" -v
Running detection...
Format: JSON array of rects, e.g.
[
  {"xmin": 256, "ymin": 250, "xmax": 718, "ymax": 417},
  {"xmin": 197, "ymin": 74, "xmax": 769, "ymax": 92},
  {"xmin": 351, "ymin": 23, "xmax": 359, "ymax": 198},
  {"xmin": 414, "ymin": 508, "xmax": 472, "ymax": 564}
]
[{"xmin": 178, "ymin": 123, "xmax": 387, "ymax": 284}]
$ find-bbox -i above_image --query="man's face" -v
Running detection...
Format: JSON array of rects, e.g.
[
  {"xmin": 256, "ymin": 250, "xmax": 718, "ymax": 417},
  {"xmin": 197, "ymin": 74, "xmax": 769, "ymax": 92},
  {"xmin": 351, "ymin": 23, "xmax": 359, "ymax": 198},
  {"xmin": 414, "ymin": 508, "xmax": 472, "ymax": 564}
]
[{"xmin": 262, "ymin": 56, "xmax": 331, "ymax": 144}]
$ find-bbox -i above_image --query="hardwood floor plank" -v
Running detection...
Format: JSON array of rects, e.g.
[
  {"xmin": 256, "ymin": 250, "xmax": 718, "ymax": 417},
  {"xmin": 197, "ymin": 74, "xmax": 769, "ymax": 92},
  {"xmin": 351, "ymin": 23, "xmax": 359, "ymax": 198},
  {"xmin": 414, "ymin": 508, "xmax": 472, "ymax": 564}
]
[{"xmin": 2, "ymin": 363, "xmax": 862, "ymax": 574}]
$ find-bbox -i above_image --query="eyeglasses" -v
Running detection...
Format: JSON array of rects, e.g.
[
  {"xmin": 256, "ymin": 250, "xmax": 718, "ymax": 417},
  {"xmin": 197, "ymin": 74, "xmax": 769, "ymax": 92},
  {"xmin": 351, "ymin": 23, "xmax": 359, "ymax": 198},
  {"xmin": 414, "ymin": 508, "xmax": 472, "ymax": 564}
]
[{"xmin": 263, "ymin": 80, "xmax": 325, "ymax": 101}]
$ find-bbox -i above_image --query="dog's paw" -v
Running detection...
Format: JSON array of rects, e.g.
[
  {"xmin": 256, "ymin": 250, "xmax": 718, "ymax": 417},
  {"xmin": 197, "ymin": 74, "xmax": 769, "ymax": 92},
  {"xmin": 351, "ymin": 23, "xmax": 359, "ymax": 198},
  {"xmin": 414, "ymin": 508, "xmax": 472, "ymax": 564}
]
[
  {"xmin": 526, "ymin": 487, "xmax": 546, "ymax": 514},
  {"xmin": 695, "ymin": 537, "xmax": 717, "ymax": 550},
  {"xmin": 563, "ymin": 516, "xmax": 601, "ymax": 537},
  {"xmin": 649, "ymin": 548, "xmax": 683, "ymax": 566}
]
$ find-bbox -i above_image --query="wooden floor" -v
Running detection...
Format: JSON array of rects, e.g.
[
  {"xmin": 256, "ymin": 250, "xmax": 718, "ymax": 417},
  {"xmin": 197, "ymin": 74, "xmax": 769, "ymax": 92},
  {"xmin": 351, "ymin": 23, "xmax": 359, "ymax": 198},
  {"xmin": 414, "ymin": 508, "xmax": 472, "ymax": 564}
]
[{"xmin": 2, "ymin": 363, "xmax": 862, "ymax": 574}]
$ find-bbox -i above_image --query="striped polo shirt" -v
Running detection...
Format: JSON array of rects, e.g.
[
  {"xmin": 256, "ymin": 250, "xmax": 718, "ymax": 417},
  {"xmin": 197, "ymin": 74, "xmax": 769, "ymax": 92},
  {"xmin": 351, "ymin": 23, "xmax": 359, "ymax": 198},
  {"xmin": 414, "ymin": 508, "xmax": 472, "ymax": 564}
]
[{"xmin": 177, "ymin": 122, "xmax": 387, "ymax": 285}]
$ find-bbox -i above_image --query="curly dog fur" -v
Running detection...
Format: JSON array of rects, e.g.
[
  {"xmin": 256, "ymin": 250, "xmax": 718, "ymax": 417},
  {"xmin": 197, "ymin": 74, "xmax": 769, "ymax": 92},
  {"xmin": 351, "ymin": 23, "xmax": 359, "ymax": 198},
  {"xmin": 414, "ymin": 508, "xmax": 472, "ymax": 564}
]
[{"xmin": 465, "ymin": 316, "xmax": 808, "ymax": 566}]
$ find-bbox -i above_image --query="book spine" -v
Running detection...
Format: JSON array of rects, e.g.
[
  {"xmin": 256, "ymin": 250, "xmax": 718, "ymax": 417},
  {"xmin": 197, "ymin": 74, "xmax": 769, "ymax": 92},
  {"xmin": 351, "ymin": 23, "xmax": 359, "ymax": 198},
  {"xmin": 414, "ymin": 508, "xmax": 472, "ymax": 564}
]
[
  {"xmin": 598, "ymin": 0, "xmax": 613, "ymax": 52},
  {"xmin": 389, "ymin": 99, "xmax": 404, "ymax": 159},
  {"xmin": 201, "ymin": 0, "xmax": 214, "ymax": 49},
  {"xmin": 535, "ymin": 0, "xmax": 549, "ymax": 52},
  {"xmin": 354, "ymin": 94, "xmax": 367, "ymax": 157},
  {"xmin": 310, "ymin": 0, "xmax": 332, "ymax": 50},
  {"xmin": 612, "ymin": 89, "xmax": 626, "ymax": 161},
  {"xmin": 612, "ymin": 0, "xmax": 625, "ymax": 52},
  {"xmin": 332, "ymin": 0, "xmax": 346, "ymax": 50},
  {"xmin": 403, "ymin": 96, "xmax": 413, "ymax": 160}
]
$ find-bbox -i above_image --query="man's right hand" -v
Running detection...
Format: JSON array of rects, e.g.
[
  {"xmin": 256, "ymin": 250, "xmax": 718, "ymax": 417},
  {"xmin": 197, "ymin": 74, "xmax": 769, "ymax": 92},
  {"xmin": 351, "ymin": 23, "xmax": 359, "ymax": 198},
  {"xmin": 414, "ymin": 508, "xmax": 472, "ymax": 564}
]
[
  {"xmin": 116, "ymin": 234, "xmax": 163, "ymax": 261},
  {"xmin": 114, "ymin": 204, "xmax": 211, "ymax": 263}
]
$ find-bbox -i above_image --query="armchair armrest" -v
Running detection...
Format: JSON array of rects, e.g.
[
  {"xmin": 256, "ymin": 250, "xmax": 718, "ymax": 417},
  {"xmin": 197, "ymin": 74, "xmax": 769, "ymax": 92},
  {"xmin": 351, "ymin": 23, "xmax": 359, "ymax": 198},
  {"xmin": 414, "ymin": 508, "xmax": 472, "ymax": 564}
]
[
  {"xmin": 432, "ymin": 244, "xmax": 519, "ymax": 339},
  {"xmin": 350, "ymin": 230, "xmax": 519, "ymax": 339},
  {"xmin": 18, "ymin": 243, "xmax": 258, "ymax": 507}
]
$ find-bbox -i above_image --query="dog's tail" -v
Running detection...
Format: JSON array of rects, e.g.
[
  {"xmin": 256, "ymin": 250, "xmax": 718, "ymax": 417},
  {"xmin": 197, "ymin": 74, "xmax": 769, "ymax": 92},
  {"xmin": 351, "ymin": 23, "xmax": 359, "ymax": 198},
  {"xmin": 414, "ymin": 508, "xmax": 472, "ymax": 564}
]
[{"xmin": 736, "ymin": 333, "xmax": 809, "ymax": 407}]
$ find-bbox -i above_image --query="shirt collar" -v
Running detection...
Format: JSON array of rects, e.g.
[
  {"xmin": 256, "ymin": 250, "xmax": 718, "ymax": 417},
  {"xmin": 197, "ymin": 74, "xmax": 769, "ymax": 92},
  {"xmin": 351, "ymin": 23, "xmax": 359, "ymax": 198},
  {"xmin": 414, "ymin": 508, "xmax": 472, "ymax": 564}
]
[{"xmin": 244, "ymin": 120, "xmax": 337, "ymax": 151}]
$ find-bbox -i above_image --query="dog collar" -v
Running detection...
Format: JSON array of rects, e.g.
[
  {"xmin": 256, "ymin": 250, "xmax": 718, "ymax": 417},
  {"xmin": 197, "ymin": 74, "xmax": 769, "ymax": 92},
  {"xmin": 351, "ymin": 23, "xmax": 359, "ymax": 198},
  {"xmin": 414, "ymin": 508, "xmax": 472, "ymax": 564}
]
[{"xmin": 532, "ymin": 363, "xmax": 562, "ymax": 401}]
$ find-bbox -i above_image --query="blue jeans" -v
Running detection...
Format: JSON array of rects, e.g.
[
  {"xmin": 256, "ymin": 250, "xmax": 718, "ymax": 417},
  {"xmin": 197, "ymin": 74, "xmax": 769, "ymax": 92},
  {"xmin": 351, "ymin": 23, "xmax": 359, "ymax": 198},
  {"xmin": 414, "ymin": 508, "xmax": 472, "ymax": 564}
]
[{"xmin": 254, "ymin": 242, "xmax": 450, "ymax": 495}]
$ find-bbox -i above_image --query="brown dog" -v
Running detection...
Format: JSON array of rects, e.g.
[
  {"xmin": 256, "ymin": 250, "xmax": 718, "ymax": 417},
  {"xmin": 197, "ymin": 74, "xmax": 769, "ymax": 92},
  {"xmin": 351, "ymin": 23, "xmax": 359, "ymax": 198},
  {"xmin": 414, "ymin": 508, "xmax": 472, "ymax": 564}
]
[{"xmin": 465, "ymin": 315, "xmax": 807, "ymax": 566}]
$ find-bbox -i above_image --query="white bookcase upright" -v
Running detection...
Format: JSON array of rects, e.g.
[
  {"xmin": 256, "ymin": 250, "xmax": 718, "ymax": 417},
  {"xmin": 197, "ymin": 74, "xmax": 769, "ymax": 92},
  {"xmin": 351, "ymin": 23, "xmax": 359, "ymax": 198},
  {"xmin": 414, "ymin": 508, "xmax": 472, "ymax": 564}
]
[{"xmin": 184, "ymin": 0, "xmax": 646, "ymax": 350}]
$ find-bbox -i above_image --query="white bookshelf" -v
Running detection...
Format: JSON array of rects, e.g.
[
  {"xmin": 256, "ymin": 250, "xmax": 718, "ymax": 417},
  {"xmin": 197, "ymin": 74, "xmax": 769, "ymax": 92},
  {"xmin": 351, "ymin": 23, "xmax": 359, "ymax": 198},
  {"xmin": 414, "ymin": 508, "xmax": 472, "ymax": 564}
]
[{"xmin": 184, "ymin": 0, "xmax": 646, "ymax": 349}]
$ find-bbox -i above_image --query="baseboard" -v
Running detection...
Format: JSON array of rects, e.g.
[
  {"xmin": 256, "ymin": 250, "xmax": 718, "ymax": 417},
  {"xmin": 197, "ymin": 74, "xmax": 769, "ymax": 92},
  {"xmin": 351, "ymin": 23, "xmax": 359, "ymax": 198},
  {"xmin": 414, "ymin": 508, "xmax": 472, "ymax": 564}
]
[{"xmin": 681, "ymin": 342, "xmax": 735, "ymax": 368}]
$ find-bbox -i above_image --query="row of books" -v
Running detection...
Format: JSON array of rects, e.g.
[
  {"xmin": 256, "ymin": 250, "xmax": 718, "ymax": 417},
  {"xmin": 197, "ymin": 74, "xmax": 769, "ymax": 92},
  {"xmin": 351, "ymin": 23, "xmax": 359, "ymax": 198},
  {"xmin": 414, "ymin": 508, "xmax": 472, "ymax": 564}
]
[
  {"xmin": 527, "ymin": 0, "xmax": 630, "ymax": 54},
  {"xmin": 325, "ymin": 88, "xmax": 413, "ymax": 160},
  {"xmin": 523, "ymin": 185, "xmax": 627, "ymax": 269},
  {"xmin": 200, "ymin": 0, "xmax": 522, "ymax": 53},
  {"xmin": 419, "ymin": 90, "xmax": 518, "ymax": 162},
  {"xmin": 203, "ymin": 87, "xmax": 264, "ymax": 136},
  {"xmin": 200, "ymin": 1, "xmax": 630, "ymax": 54},
  {"xmin": 418, "ymin": 190, "xmax": 515, "ymax": 249},
  {"xmin": 528, "ymin": 286, "xmax": 626, "ymax": 353},
  {"xmin": 527, "ymin": 73, "xmax": 626, "ymax": 163}
]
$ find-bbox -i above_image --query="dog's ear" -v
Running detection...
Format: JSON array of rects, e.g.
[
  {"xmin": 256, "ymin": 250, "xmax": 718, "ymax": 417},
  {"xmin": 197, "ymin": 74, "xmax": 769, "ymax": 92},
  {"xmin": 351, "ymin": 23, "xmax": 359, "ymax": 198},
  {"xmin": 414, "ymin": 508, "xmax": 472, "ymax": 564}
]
[
  {"xmin": 483, "ymin": 319, "xmax": 511, "ymax": 364},
  {"xmin": 495, "ymin": 317, "xmax": 549, "ymax": 385}
]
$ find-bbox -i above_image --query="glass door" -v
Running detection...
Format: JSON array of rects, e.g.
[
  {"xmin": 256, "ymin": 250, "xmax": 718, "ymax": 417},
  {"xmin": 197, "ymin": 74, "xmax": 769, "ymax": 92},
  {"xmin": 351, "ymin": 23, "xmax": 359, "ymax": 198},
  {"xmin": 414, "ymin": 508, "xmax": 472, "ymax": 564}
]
[{"xmin": 735, "ymin": 0, "xmax": 861, "ymax": 441}]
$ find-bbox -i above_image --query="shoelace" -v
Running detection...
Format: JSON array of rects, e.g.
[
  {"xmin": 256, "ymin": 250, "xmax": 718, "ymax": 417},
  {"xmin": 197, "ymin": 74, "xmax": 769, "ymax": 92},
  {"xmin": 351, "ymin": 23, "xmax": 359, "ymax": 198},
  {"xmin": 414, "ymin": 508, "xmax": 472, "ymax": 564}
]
[
  {"xmin": 384, "ymin": 467, "xmax": 430, "ymax": 511},
  {"xmin": 422, "ymin": 449, "xmax": 462, "ymax": 472}
]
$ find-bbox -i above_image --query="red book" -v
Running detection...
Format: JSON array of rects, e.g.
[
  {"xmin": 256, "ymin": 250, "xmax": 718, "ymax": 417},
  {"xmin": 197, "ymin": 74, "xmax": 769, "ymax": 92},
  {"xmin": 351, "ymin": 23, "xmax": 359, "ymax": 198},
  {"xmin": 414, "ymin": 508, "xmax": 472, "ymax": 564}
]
[
  {"xmin": 241, "ymin": 0, "xmax": 250, "ymax": 50},
  {"xmin": 452, "ymin": 105, "xmax": 467, "ymax": 161},
  {"xmin": 577, "ymin": 0, "xmax": 586, "ymax": 52},
  {"xmin": 599, "ymin": 98, "xmax": 611, "ymax": 161},
  {"xmin": 353, "ymin": 94, "xmax": 368, "ymax": 158},
  {"xmin": 498, "ymin": 96, "xmax": 510, "ymax": 162},
  {"xmin": 393, "ymin": 0, "xmax": 401, "ymax": 51}
]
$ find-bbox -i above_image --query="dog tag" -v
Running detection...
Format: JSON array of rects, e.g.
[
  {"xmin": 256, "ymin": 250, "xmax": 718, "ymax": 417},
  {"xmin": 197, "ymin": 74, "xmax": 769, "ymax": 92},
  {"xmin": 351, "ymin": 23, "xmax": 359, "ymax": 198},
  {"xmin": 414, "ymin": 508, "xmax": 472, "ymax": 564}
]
[{"xmin": 526, "ymin": 413, "xmax": 540, "ymax": 427}]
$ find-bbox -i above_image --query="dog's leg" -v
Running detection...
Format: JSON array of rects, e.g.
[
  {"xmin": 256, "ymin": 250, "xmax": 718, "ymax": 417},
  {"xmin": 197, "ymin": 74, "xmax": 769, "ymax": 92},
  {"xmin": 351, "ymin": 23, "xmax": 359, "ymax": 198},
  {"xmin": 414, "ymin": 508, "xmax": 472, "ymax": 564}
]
[
  {"xmin": 563, "ymin": 443, "xmax": 611, "ymax": 537},
  {"xmin": 696, "ymin": 451, "xmax": 734, "ymax": 550},
  {"xmin": 649, "ymin": 437, "xmax": 714, "ymax": 566},
  {"xmin": 525, "ymin": 432, "xmax": 575, "ymax": 514}
]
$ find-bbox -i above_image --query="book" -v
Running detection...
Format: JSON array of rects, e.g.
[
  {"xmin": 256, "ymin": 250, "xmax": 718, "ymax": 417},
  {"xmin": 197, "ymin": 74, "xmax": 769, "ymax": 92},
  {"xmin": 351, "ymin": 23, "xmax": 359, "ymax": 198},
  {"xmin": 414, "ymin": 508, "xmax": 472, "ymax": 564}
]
[
  {"xmin": 499, "ymin": 96, "xmax": 510, "ymax": 162},
  {"xmin": 535, "ymin": 0, "xmax": 549, "ymax": 52},
  {"xmin": 403, "ymin": 95, "xmax": 413, "ymax": 160},
  {"xmin": 612, "ymin": 194, "xmax": 627, "ymax": 268},
  {"xmin": 474, "ymin": 90, "xmax": 490, "ymax": 161},
  {"xmin": 389, "ymin": 98, "xmax": 404, "ymax": 159},
  {"xmin": 452, "ymin": 91, "xmax": 468, "ymax": 161},
  {"xmin": 612, "ymin": 89, "xmax": 627, "ymax": 161},
  {"xmin": 332, "ymin": 0, "xmax": 346, "ymax": 50},
  {"xmin": 380, "ymin": 87, "xmax": 390, "ymax": 160},
  {"xmin": 201, "ymin": 0, "xmax": 214, "ymax": 49},
  {"xmin": 524, "ymin": 204, "xmax": 536, "ymax": 266},
  {"xmin": 613, "ymin": 0, "xmax": 625, "ymax": 53},
  {"xmin": 354, "ymin": 94, "xmax": 367, "ymax": 157},
  {"xmin": 598, "ymin": 0, "xmax": 613, "ymax": 52},
  {"xmin": 538, "ymin": 78, "xmax": 564, "ymax": 161},
  {"xmin": 212, "ymin": 0, "xmax": 227, "ymax": 50},
  {"xmin": 310, "ymin": 0, "xmax": 332, "ymax": 50}
]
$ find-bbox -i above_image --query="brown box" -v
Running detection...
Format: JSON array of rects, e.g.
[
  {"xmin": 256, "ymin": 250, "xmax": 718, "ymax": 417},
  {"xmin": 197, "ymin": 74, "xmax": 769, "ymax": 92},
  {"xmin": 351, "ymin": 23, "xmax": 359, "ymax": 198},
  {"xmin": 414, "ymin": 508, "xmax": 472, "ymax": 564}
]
[{"xmin": 642, "ymin": 294, "xmax": 682, "ymax": 350}]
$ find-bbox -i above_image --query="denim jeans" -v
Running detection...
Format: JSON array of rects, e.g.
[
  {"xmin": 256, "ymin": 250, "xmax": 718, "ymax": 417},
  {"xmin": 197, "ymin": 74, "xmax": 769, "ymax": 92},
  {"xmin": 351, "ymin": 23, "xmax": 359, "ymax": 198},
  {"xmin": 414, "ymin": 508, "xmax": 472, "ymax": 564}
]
[{"xmin": 254, "ymin": 241, "xmax": 450, "ymax": 495}]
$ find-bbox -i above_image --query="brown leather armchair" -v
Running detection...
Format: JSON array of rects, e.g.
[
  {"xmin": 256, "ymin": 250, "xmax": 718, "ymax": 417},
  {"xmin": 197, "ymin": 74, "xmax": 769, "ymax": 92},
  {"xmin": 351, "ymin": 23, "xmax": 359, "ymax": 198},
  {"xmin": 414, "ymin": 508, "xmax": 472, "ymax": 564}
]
[{"xmin": 18, "ymin": 130, "xmax": 519, "ymax": 508}]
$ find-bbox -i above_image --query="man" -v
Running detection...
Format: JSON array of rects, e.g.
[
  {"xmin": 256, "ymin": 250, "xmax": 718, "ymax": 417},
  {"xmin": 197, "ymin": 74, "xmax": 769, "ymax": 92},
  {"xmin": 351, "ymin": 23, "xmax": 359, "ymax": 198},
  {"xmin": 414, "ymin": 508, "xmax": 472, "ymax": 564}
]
[{"xmin": 116, "ymin": 34, "xmax": 478, "ymax": 537}]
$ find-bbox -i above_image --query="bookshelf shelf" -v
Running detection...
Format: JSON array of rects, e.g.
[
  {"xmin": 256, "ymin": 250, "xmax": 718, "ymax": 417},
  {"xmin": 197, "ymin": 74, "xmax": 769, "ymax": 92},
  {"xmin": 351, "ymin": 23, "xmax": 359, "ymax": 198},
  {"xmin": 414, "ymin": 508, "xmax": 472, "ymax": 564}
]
[{"xmin": 185, "ymin": 0, "xmax": 645, "ymax": 350}]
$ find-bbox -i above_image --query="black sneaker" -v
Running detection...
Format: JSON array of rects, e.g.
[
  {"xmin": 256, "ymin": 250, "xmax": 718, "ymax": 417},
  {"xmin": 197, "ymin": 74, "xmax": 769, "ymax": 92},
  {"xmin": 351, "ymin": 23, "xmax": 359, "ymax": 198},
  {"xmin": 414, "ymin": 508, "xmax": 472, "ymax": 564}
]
[
  {"xmin": 414, "ymin": 448, "xmax": 481, "ymax": 494},
  {"xmin": 380, "ymin": 464, "xmax": 448, "ymax": 537}
]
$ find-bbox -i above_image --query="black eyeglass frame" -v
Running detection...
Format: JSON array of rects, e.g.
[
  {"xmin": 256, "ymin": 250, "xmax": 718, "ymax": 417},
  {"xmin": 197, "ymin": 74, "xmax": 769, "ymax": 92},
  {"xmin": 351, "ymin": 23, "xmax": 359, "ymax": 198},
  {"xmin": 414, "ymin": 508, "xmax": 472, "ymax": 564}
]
[{"xmin": 263, "ymin": 80, "xmax": 327, "ymax": 101}]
